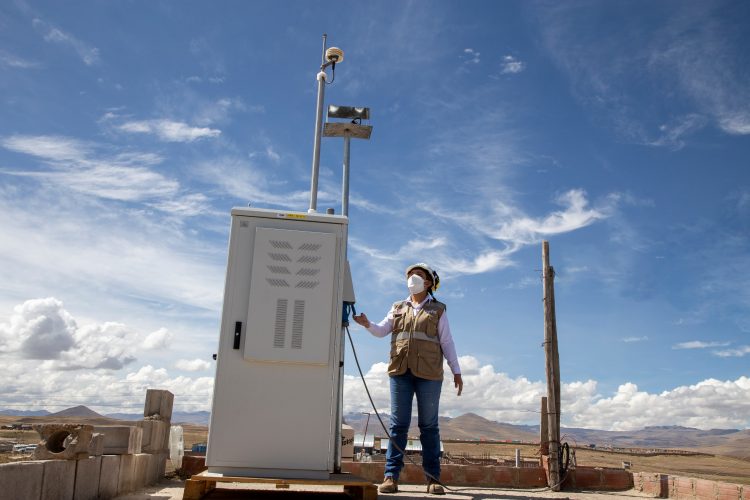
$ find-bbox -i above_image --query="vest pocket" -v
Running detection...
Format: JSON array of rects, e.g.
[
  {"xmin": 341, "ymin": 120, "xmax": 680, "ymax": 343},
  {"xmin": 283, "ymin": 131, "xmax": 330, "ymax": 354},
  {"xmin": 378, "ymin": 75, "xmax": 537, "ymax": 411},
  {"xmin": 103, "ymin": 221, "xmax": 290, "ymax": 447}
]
[
  {"xmin": 388, "ymin": 342, "xmax": 408, "ymax": 376},
  {"xmin": 416, "ymin": 341, "xmax": 443, "ymax": 380}
]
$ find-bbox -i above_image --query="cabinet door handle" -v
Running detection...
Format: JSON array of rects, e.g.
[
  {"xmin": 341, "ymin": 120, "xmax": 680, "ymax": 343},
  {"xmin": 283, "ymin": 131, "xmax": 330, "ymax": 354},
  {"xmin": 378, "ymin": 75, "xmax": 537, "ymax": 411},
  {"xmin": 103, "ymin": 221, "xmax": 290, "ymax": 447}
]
[{"xmin": 233, "ymin": 321, "xmax": 242, "ymax": 349}]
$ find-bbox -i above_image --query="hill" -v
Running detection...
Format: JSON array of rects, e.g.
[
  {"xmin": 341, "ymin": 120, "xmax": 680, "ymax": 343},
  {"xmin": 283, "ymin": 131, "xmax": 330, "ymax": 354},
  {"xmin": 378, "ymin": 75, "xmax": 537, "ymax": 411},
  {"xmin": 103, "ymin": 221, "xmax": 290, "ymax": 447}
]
[
  {"xmin": 344, "ymin": 412, "xmax": 539, "ymax": 441},
  {"xmin": 49, "ymin": 405, "xmax": 106, "ymax": 418}
]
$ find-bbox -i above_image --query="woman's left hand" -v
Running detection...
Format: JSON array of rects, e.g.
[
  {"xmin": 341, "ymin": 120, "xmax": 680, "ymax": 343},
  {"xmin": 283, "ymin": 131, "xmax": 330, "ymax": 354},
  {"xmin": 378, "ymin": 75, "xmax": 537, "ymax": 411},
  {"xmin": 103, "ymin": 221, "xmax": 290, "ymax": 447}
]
[{"xmin": 454, "ymin": 374, "xmax": 463, "ymax": 396}]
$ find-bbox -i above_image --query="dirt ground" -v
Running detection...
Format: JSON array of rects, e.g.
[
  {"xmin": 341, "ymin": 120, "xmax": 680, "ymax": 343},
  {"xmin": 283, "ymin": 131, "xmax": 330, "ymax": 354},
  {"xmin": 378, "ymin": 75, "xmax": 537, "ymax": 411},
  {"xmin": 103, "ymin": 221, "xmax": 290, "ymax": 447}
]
[{"xmin": 441, "ymin": 442, "xmax": 750, "ymax": 486}]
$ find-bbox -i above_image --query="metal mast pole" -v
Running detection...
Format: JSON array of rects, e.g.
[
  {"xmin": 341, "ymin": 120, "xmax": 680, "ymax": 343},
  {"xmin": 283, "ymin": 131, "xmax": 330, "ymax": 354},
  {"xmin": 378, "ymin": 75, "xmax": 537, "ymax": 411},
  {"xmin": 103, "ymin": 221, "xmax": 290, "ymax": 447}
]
[
  {"xmin": 308, "ymin": 34, "xmax": 327, "ymax": 213},
  {"xmin": 342, "ymin": 135, "xmax": 351, "ymax": 216}
]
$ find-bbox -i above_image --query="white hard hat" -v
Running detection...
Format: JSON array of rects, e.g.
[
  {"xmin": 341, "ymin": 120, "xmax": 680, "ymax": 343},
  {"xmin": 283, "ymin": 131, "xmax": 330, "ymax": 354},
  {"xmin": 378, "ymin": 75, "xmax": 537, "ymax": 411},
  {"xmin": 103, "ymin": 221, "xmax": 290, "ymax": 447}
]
[{"xmin": 405, "ymin": 262, "xmax": 440, "ymax": 292}]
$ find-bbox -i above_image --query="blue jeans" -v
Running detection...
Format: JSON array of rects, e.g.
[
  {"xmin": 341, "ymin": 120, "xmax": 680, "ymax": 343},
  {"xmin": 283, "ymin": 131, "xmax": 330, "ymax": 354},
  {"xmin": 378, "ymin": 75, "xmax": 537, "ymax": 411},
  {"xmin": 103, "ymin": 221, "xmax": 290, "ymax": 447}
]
[{"xmin": 384, "ymin": 370, "xmax": 443, "ymax": 481}]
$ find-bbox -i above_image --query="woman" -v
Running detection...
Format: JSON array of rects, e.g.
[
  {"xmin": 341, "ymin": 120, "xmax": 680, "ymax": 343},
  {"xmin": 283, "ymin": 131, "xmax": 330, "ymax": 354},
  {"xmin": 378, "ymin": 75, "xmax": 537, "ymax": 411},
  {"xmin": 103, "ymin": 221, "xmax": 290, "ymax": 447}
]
[{"xmin": 353, "ymin": 263, "xmax": 463, "ymax": 495}]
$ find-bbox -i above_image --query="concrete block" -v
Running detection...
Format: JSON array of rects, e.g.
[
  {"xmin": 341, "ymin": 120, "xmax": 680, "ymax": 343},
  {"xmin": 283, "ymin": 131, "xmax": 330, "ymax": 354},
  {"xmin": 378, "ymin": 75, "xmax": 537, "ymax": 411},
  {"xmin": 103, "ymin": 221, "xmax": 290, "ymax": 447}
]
[
  {"xmin": 0, "ymin": 461, "xmax": 44, "ymax": 500},
  {"xmin": 117, "ymin": 454, "xmax": 136, "ymax": 495},
  {"xmin": 157, "ymin": 451, "xmax": 168, "ymax": 481},
  {"xmin": 89, "ymin": 433, "xmax": 104, "ymax": 457},
  {"xmin": 133, "ymin": 453, "xmax": 150, "ymax": 490},
  {"xmin": 74, "ymin": 456, "xmax": 101, "ymax": 500},
  {"xmin": 40, "ymin": 460, "xmax": 75, "ymax": 500},
  {"xmin": 144, "ymin": 389, "xmax": 174, "ymax": 421},
  {"xmin": 146, "ymin": 452, "xmax": 160, "ymax": 486},
  {"xmin": 600, "ymin": 468, "xmax": 634, "ymax": 490},
  {"xmin": 491, "ymin": 467, "xmax": 514, "ymax": 486},
  {"xmin": 138, "ymin": 419, "xmax": 168, "ymax": 453},
  {"xmin": 573, "ymin": 467, "xmax": 602, "ymax": 489},
  {"xmin": 33, "ymin": 424, "xmax": 93, "ymax": 460},
  {"xmin": 517, "ymin": 466, "xmax": 547, "ymax": 487},
  {"xmin": 716, "ymin": 482, "xmax": 742, "ymax": 500},
  {"xmin": 93, "ymin": 425, "xmax": 142, "ymax": 455},
  {"xmin": 98, "ymin": 455, "xmax": 120, "ymax": 499}
]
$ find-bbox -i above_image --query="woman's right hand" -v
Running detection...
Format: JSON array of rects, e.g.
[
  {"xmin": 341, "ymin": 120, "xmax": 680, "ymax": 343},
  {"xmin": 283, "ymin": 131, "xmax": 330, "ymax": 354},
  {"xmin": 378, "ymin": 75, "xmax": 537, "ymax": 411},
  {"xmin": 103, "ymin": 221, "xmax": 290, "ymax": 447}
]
[{"xmin": 353, "ymin": 313, "xmax": 370, "ymax": 328}]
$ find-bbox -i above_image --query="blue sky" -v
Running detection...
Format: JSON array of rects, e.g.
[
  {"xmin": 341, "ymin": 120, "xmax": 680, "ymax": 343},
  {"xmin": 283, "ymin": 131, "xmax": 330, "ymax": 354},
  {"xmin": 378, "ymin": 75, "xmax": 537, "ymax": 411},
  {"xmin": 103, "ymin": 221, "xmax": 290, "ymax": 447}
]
[{"xmin": 0, "ymin": 1, "xmax": 748, "ymax": 431}]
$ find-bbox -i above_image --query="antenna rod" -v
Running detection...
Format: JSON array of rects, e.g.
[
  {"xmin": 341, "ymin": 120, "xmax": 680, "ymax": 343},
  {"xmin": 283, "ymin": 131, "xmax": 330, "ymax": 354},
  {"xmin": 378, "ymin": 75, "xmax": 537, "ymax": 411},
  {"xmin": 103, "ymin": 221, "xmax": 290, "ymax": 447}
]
[{"xmin": 308, "ymin": 34, "xmax": 328, "ymax": 213}]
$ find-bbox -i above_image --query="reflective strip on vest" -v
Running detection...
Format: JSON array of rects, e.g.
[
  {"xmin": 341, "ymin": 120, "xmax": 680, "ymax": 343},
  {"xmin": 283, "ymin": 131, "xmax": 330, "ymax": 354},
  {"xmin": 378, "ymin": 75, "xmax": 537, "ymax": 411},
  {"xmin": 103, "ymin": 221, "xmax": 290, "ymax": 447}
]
[{"xmin": 392, "ymin": 331, "xmax": 440, "ymax": 344}]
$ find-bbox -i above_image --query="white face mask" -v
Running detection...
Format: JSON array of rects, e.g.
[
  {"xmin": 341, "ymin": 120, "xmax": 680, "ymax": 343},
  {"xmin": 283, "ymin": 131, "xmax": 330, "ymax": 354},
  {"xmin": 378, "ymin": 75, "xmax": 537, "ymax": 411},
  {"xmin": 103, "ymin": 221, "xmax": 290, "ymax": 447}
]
[{"xmin": 407, "ymin": 274, "xmax": 425, "ymax": 295}]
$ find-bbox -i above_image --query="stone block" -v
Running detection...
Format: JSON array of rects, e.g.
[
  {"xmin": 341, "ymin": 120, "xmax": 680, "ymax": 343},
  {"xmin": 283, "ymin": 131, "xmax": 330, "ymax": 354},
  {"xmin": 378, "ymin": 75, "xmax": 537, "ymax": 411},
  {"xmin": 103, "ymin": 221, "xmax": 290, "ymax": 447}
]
[
  {"xmin": 138, "ymin": 419, "xmax": 168, "ymax": 453},
  {"xmin": 40, "ymin": 460, "xmax": 75, "ymax": 500},
  {"xmin": 133, "ymin": 453, "xmax": 150, "ymax": 490},
  {"xmin": 93, "ymin": 425, "xmax": 142, "ymax": 455},
  {"xmin": 182, "ymin": 455, "xmax": 207, "ymax": 477},
  {"xmin": 117, "ymin": 454, "xmax": 136, "ymax": 495},
  {"xmin": 89, "ymin": 433, "xmax": 104, "ymax": 457},
  {"xmin": 98, "ymin": 455, "xmax": 120, "ymax": 499},
  {"xmin": 144, "ymin": 389, "xmax": 174, "ymax": 421},
  {"xmin": 74, "ymin": 456, "xmax": 101, "ymax": 500},
  {"xmin": 33, "ymin": 424, "xmax": 93, "ymax": 460},
  {"xmin": 0, "ymin": 461, "xmax": 43, "ymax": 500}
]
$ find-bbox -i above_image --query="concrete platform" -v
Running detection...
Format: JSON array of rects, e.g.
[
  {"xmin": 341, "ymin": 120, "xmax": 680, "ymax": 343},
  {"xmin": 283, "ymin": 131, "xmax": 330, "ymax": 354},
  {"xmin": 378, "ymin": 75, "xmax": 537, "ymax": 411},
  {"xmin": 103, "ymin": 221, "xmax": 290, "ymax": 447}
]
[{"xmin": 112, "ymin": 478, "xmax": 656, "ymax": 499}]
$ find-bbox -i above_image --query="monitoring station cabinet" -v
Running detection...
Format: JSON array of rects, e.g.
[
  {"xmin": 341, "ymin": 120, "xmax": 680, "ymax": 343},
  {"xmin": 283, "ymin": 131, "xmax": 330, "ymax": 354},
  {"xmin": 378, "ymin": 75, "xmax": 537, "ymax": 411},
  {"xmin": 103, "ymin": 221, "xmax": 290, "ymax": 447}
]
[{"xmin": 206, "ymin": 207, "xmax": 349, "ymax": 479}]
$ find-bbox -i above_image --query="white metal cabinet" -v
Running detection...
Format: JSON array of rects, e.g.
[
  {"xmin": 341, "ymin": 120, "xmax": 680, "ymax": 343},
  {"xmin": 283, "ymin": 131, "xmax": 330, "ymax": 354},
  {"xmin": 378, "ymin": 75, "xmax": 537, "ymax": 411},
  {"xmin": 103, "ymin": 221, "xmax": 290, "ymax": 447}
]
[{"xmin": 206, "ymin": 208, "xmax": 347, "ymax": 479}]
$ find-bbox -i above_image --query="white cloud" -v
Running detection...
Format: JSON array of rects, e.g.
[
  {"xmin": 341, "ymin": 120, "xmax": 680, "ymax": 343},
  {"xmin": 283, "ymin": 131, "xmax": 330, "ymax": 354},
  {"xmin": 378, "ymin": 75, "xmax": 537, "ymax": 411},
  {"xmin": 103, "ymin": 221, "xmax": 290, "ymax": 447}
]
[
  {"xmin": 0, "ymin": 135, "xmax": 214, "ymax": 210},
  {"xmin": 351, "ymin": 189, "xmax": 614, "ymax": 285},
  {"xmin": 174, "ymin": 358, "xmax": 212, "ymax": 372},
  {"xmin": 1, "ymin": 134, "xmax": 89, "ymax": 162},
  {"xmin": 719, "ymin": 115, "xmax": 750, "ymax": 135},
  {"xmin": 343, "ymin": 356, "xmax": 750, "ymax": 430},
  {"xmin": 195, "ymin": 156, "xmax": 309, "ymax": 206},
  {"xmin": 142, "ymin": 328, "xmax": 173, "ymax": 350},
  {"xmin": 462, "ymin": 48, "xmax": 480, "ymax": 64},
  {"xmin": 32, "ymin": 18, "xmax": 100, "ymax": 66},
  {"xmin": 713, "ymin": 345, "xmax": 750, "ymax": 358},
  {"xmin": 119, "ymin": 120, "xmax": 221, "ymax": 142},
  {"xmin": 501, "ymin": 55, "xmax": 525, "ymax": 74},
  {"xmin": 0, "ymin": 50, "xmax": 40, "ymax": 69},
  {"xmin": 192, "ymin": 98, "xmax": 247, "ymax": 126},
  {"xmin": 0, "ymin": 298, "xmax": 136, "ymax": 370},
  {"xmin": 621, "ymin": 336, "xmax": 648, "ymax": 343},
  {"xmin": 649, "ymin": 114, "xmax": 707, "ymax": 150},
  {"xmin": 536, "ymin": 3, "xmax": 748, "ymax": 143},
  {"xmin": 673, "ymin": 340, "xmax": 730, "ymax": 350},
  {"xmin": 0, "ymin": 186, "xmax": 225, "ymax": 315}
]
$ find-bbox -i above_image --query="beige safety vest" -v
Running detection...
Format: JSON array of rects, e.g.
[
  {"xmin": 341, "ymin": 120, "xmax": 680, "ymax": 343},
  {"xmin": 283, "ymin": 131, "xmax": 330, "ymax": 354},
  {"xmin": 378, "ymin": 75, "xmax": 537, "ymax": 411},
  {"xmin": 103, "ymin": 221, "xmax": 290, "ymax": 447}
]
[{"xmin": 387, "ymin": 298, "xmax": 446, "ymax": 381}]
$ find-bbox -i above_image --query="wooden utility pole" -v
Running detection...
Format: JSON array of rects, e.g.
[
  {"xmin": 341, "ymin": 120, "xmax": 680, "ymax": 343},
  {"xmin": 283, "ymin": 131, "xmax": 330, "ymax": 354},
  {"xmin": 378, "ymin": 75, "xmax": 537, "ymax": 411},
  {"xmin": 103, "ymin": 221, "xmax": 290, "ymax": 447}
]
[
  {"xmin": 540, "ymin": 396, "xmax": 549, "ymax": 456},
  {"xmin": 542, "ymin": 241, "xmax": 561, "ymax": 491}
]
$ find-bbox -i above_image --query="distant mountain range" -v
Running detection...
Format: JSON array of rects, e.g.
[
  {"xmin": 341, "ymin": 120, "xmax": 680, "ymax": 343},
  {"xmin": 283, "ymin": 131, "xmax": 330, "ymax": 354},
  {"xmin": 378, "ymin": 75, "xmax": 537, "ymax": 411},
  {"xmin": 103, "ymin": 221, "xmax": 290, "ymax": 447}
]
[
  {"xmin": 0, "ymin": 406, "xmax": 211, "ymax": 425},
  {"xmin": 343, "ymin": 412, "xmax": 750, "ymax": 459},
  {"xmin": 2, "ymin": 406, "xmax": 747, "ymax": 459}
]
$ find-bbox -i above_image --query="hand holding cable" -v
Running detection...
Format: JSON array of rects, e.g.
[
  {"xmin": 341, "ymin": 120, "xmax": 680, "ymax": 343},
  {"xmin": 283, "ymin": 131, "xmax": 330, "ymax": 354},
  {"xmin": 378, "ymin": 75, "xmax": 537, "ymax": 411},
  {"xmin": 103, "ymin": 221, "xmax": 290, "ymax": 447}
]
[{"xmin": 353, "ymin": 313, "xmax": 371, "ymax": 328}]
